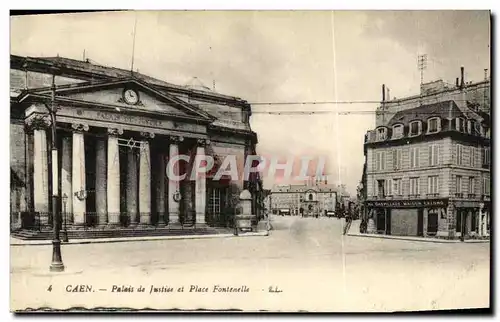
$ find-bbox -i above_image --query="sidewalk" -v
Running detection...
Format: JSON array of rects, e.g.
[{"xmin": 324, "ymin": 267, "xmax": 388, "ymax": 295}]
[
  {"xmin": 347, "ymin": 231, "xmax": 490, "ymax": 244},
  {"xmin": 10, "ymin": 230, "xmax": 269, "ymax": 246}
]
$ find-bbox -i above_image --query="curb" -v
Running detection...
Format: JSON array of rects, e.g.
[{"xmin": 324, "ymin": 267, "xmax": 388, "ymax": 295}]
[
  {"xmin": 347, "ymin": 233, "xmax": 490, "ymax": 244},
  {"xmin": 10, "ymin": 231, "xmax": 269, "ymax": 246}
]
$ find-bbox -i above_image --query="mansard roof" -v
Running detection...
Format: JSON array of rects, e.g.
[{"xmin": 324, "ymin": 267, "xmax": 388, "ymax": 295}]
[{"xmin": 387, "ymin": 100, "xmax": 464, "ymax": 126}]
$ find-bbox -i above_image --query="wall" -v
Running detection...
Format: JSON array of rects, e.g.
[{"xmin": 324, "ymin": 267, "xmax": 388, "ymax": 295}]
[
  {"xmin": 366, "ymin": 137, "xmax": 452, "ymax": 198},
  {"xmin": 10, "ymin": 121, "xmax": 27, "ymax": 213},
  {"xmin": 391, "ymin": 209, "xmax": 418, "ymax": 236}
]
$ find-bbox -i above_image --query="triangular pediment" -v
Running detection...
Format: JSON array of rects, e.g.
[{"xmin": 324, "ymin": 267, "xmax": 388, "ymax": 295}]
[{"xmin": 25, "ymin": 78, "xmax": 213, "ymax": 121}]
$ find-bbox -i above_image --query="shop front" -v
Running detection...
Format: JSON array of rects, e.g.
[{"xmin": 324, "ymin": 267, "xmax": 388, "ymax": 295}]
[{"xmin": 365, "ymin": 198, "xmax": 449, "ymax": 237}]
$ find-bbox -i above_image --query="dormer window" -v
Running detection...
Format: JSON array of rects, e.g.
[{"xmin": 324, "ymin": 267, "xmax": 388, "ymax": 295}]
[
  {"xmin": 427, "ymin": 117, "xmax": 441, "ymax": 134},
  {"xmin": 392, "ymin": 124, "xmax": 404, "ymax": 139},
  {"xmin": 376, "ymin": 127, "xmax": 387, "ymax": 141},
  {"xmin": 409, "ymin": 121, "xmax": 422, "ymax": 136},
  {"xmin": 455, "ymin": 117, "xmax": 466, "ymax": 132},
  {"xmin": 467, "ymin": 120, "xmax": 474, "ymax": 134}
]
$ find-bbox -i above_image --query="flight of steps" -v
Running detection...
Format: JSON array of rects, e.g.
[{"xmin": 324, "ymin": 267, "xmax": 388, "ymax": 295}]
[{"xmin": 11, "ymin": 226, "xmax": 231, "ymax": 241}]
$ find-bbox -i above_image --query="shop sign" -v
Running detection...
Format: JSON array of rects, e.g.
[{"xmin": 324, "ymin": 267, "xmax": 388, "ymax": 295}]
[{"xmin": 365, "ymin": 199, "xmax": 448, "ymax": 208}]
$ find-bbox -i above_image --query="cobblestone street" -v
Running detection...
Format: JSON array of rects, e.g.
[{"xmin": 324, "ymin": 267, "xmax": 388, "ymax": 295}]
[{"xmin": 11, "ymin": 215, "xmax": 490, "ymax": 312}]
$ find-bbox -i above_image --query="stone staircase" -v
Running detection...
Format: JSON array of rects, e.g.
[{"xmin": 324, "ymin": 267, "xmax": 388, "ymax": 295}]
[{"xmin": 11, "ymin": 225, "xmax": 231, "ymax": 240}]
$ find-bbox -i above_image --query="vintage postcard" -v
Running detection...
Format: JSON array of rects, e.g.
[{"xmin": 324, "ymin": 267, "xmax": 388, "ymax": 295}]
[{"xmin": 9, "ymin": 10, "xmax": 491, "ymax": 312}]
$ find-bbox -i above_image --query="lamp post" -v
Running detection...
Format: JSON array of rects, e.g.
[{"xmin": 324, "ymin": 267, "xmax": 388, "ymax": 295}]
[
  {"xmin": 46, "ymin": 69, "xmax": 64, "ymax": 272},
  {"xmin": 62, "ymin": 193, "xmax": 69, "ymax": 243}
]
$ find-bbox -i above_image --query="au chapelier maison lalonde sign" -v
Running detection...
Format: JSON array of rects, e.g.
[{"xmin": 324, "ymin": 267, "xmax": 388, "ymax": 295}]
[{"xmin": 365, "ymin": 199, "xmax": 448, "ymax": 208}]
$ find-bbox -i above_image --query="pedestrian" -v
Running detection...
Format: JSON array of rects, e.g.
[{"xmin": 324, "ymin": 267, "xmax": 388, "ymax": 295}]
[{"xmin": 343, "ymin": 210, "xmax": 353, "ymax": 235}]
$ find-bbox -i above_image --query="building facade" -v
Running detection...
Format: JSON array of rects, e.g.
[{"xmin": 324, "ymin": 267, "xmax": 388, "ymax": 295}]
[
  {"xmin": 10, "ymin": 55, "xmax": 263, "ymax": 234},
  {"xmin": 269, "ymin": 182, "xmax": 341, "ymax": 217},
  {"xmin": 363, "ymin": 69, "xmax": 490, "ymax": 239}
]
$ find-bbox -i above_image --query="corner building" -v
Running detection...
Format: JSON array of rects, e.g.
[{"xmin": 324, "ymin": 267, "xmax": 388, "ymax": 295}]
[
  {"xmin": 363, "ymin": 75, "xmax": 490, "ymax": 239},
  {"xmin": 10, "ymin": 55, "xmax": 262, "ymax": 235}
]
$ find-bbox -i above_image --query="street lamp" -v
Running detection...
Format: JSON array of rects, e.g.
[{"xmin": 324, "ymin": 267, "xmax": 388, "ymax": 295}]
[
  {"xmin": 62, "ymin": 193, "xmax": 69, "ymax": 243},
  {"xmin": 45, "ymin": 69, "xmax": 64, "ymax": 272}
]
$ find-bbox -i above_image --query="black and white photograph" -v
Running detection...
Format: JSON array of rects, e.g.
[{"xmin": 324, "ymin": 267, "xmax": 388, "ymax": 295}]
[{"xmin": 8, "ymin": 9, "xmax": 491, "ymax": 312}]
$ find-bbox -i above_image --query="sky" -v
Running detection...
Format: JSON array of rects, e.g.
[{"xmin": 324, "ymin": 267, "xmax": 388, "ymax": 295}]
[{"xmin": 10, "ymin": 10, "xmax": 491, "ymax": 195}]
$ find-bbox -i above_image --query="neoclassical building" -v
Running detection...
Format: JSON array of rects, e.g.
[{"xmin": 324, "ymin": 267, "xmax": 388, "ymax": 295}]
[
  {"xmin": 10, "ymin": 55, "xmax": 263, "ymax": 236},
  {"xmin": 362, "ymin": 69, "xmax": 490, "ymax": 239}
]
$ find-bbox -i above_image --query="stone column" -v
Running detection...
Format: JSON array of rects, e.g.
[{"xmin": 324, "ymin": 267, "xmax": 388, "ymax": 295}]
[
  {"xmin": 95, "ymin": 137, "xmax": 107, "ymax": 227},
  {"xmin": 195, "ymin": 139, "xmax": 208, "ymax": 225},
  {"xmin": 139, "ymin": 132, "xmax": 154, "ymax": 226},
  {"xmin": 71, "ymin": 123, "xmax": 89, "ymax": 228},
  {"xmin": 478, "ymin": 209, "xmax": 483, "ymax": 236},
  {"xmin": 168, "ymin": 136, "xmax": 184, "ymax": 225},
  {"xmin": 156, "ymin": 151, "xmax": 166, "ymax": 227},
  {"xmin": 107, "ymin": 128, "xmax": 123, "ymax": 227},
  {"xmin": 126, "ymin": 148, "xmax": 138, "ymax": 227},
  {"xmin": 61, "ymin": 135, "xmax": 73, "ymax": 224},
  {"xmin": 29, "ymin": 116, "xmax": 51, "ymax": 227},
  {"xmin": 447, "ymin": 204, "xmax": 456, "ymax": 239}
]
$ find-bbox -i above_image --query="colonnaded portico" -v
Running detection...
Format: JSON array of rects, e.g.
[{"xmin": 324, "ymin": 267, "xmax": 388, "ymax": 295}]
[{"xmin": 26, "ymin": 111, "xmax": 213, "ymax": 229}]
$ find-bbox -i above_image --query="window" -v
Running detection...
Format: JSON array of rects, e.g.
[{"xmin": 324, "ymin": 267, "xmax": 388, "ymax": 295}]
[
  {"xmin": 376, "ymin": 151, "xmax": 386, "ymax": 171},
  {"xmin": 386, "ymin": 179, "xmax": 393, "ymax": 196},
  {"xmin": 427, "ymin": 176, "xmax": 439, "ymax": 195},
  {"xmin": 409, "ymin": 121, "xmax": 421, "ymax": 136},
  {"xmin": 456, "ymin": 175, "xmax": 463, "ymax": 194},
  {"xmin": 208, "ymin": 188, "xmax": 221, "ymax": 214},
  {"xmin": 455, "ymin": 117, "xmax": 466, "ymax": 132},
  {"xmin": 468, "ymin": 177, "xmax": 475, "ymax": 195},
  {"xmin": 427, "ymin": 117, "xmax": 441, "ymax": 133},
  {"xmin": 409, "ymin": 177, "xmax": 420, "ymax": 196},
  {"xmin": 376, "ymin": 127, "xmax": 387, "ymax": 141},
  {"xmin": 410, "ymin": 147, "xmax": 420, "ymax": 168},
  {"xmin": 428, "ymin": 145, "xmax": 439, "ymax": 166},
  {"xmin": 392, "ymin": 149, "xmax": 402, "ymax": 170},
  {"xmin": 467, "ymin": 120, "xmax": 474, "ymax": 134},
  {"xmin": 308, "ymin": 193, "xmax": 313, "ymax": 201},
  {"xmin": 392, "ymin": 124, "xmax": 404, "ymax": 139},
  {"xmin": 393, "ymin": 179, "xmax": 402, "ymax": 195},
  {"xmin": 377, "ymin": 179, "xmax": 385, "ymax": 198},
  {"xmin": 470, "ymin": 147, "xmax": 475, "ymax": 167},
  {"xmin": 482, "ymin": 147, "xmax": 490, "ymax": 166},
  {"xmin": 483, "ymin": 178, "xmax": 490, "ymax": 196},
  {"xmin": 456, "ymin": 144, "xmax": 463, "ymax": 165}
]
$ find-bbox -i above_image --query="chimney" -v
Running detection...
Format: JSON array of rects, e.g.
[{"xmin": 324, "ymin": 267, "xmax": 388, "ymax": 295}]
[
  {"xmin": 460, "ymin": 66, "xmax": 465, "ymax": 89},
  {"xmin": 455, "ymin": 77, "xmax": 459, "ymax": 87},
  {"xmin": 386, "ymin": 87, "xmax": 390, "ymax": 100},
  {"xmin": 484, "ymin": 68, "xmax": 488, "ymax": 80},
  {"xmin": 382, "ymin": 84, "xmax": 386, "ymax": 102}
]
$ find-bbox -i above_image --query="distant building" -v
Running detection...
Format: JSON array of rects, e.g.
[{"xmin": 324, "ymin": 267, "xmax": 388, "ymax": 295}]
[
  {"xmin": 268, "ymin": 179, "xmax": 348, "ymax": 217},
  {"xmin": 362, "ymin": 67, "xmax": 490, "ymax": 239}
]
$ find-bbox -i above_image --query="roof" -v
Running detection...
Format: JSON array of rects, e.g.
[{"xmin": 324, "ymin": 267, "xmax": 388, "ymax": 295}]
[
  {"xmin": 13, "ymin": 55, "xmax": 247, "ymax": 103},
  {"xmin": 387, "ymin": 100, "xmax": 463, "ymax": 127}
]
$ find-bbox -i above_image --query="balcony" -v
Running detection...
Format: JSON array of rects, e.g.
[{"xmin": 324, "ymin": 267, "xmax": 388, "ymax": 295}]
[
  {"xmin": 408, "ymin": 194, "xmax": 421, "ymax": 199},
  {"xmin": 467, "ymin": 193, "xmax": 477, "ymax": 199},
  {"xmin": 426, "ymin": 193, "xmax": 440, "ymax": 198},
  {"xmin": 454, "ymin": 192, "xmax": 464, "ymax": 198}
]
